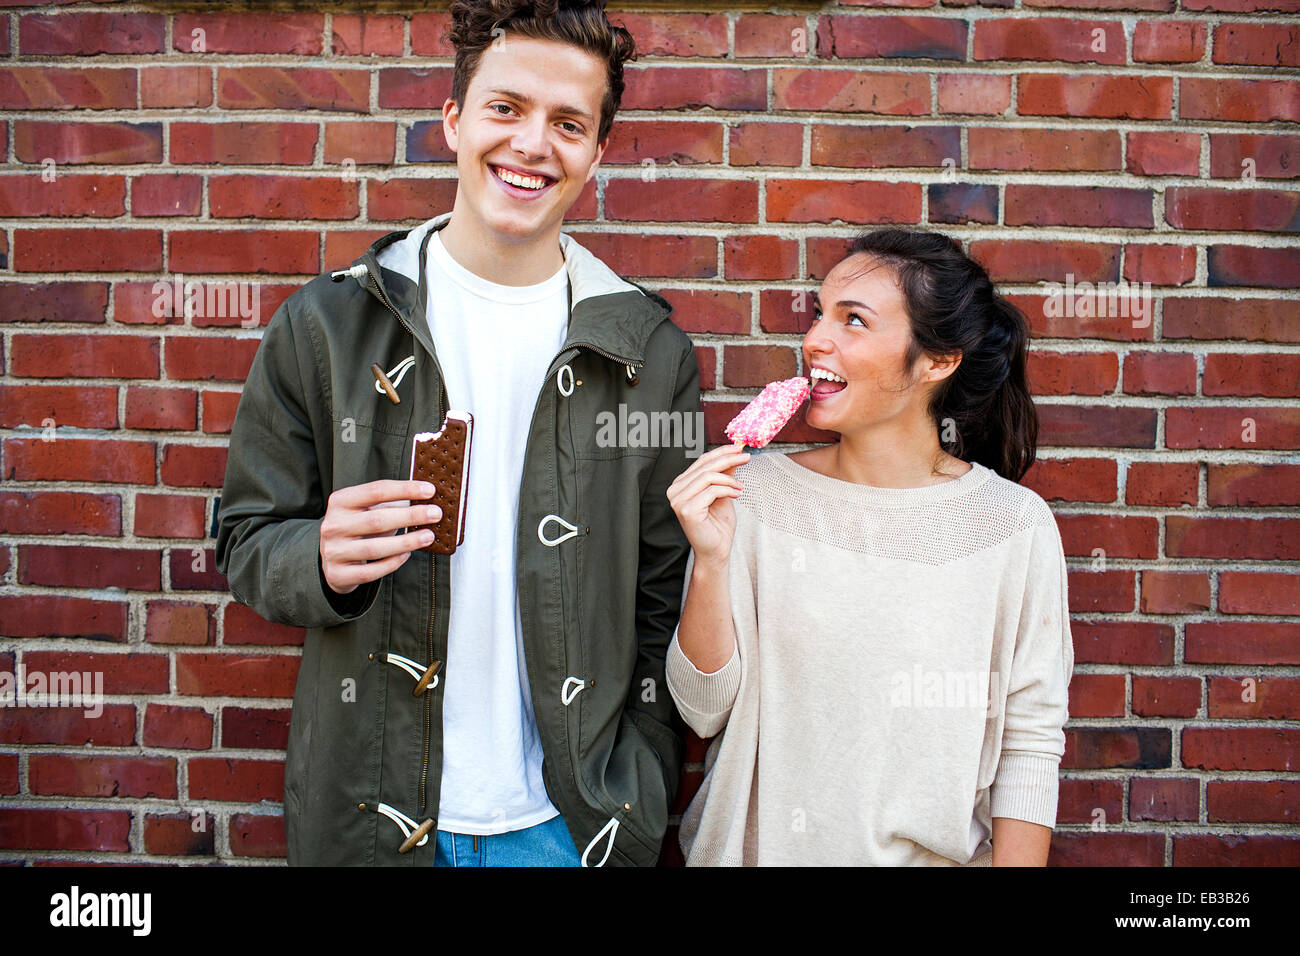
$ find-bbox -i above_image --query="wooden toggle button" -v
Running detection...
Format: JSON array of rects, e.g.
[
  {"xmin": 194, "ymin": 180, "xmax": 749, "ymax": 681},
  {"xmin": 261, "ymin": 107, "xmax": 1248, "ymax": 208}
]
[
  {"xmin": 414, "ymin": 660, "xmax": 443, "ymax": 697},
  {"xmin": 371, "ymin": 362, "xmax": 401, "ymax": 404},
  {"xmin": 399, "ymin": 817, "xmax": 434, "ymax": 854}
]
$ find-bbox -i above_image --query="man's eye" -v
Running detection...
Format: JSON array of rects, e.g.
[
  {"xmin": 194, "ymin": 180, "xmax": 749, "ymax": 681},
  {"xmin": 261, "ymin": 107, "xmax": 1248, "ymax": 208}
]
[
  {"xmin": 490, "ymin": 103, "xmax": 513, "ymax": 115},
  {"xmin": 560, "ymin": 121, "xmax": 582, "ymax": 134}
]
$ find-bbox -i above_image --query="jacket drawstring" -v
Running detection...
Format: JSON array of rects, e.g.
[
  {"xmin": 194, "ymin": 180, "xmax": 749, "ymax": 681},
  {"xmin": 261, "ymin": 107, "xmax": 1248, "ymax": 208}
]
[
  {"xmin": 581, "ymin": 816, "xmax": 620, "ymax": 867},
  {"xmin": 330, "ymin": 259, "xmax": 412, "ymax": 406},
  {"xmin": 370, "ymin": 802, "xmax": 434, "ymax": 854},
  {"xmin": 382, "ymin": 652, "xmax": 442, "ymax": 697},
  {"xmin": 537, "ymin": 514, "xmax": 582, "ymax": 547},
  {"xmin": 373, "ymin": 355, "xmax": 415, "ymax": 397},
  {"xmin": 560, "ymin": 676, "xmax": 586, "ymax": 706},
  {"xmin": 556, "ymin": 363, "xmax": 575, "ymax": 397},
  {"xmin": 330, "ymin": 262, "xmax": 369, "ymax": 282}
]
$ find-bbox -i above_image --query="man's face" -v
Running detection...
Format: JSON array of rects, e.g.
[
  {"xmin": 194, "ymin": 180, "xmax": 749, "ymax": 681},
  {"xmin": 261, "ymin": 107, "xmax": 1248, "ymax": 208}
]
[{"xmin": 443, "ymin": 34, "xmax": 608, "ymax": 246}]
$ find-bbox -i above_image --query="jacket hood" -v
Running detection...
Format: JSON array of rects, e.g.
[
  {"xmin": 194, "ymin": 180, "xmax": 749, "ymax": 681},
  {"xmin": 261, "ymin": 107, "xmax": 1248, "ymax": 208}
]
[{"xmin": 343, "ymin": 212, "xmax": 672, "ymax": 367}]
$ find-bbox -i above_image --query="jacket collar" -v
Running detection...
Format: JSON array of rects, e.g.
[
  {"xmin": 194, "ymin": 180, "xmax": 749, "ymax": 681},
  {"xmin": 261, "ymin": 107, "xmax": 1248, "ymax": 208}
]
[{"xmin": 354, "ymin": 213, "xmax": 671, "ymax": 367}]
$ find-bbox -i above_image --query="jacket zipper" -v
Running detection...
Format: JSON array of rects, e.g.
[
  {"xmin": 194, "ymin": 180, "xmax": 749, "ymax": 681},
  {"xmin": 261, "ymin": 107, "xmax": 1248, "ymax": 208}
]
[
  {"xmin": 362, "ymin": 267, "xmax": 447, "ymax": 818},
  {"xmin": 421, "ymin": 545, "xmax": 434, "ymax": 814},
  {"xmin": 568, "ymin": 342, "xmax": 643, "ymax": 369}
]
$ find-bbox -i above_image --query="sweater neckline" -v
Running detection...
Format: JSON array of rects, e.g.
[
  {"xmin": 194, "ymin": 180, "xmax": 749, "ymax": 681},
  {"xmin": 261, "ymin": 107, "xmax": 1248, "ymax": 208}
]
[{"xmin": 767, "ymin": 451, "xmax": 993, "ymax": 507}]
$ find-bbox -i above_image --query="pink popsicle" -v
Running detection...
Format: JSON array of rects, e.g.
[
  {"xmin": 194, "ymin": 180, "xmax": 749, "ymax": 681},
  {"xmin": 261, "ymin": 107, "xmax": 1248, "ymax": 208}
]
[{"xmin": 725, "ymin": 376, "xmax": 812, "ymax": 448}]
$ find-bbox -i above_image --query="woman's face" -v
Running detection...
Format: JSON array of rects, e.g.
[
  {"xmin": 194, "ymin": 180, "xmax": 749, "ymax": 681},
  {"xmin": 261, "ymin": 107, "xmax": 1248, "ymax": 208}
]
[{"xmin": 801, "ymin": 253, "xmax": 941, "ymax": 436}]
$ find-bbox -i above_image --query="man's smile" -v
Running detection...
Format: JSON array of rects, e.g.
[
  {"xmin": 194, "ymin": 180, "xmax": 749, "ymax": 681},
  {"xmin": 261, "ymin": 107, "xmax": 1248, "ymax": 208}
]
[{"xmin": 488, "ymin": 163, "xmax": 558, "ymax": 199}]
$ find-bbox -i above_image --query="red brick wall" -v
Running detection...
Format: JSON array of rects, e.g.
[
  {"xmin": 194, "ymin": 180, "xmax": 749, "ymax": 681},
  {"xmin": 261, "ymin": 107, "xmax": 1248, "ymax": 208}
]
[{"xmin": 1, "ymin": 1, "xmax": 1298, "ymax": 865}]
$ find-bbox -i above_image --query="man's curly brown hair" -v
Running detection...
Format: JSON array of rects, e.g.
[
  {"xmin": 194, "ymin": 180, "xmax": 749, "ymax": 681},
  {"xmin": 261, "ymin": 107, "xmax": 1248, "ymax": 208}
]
[{"xmin": 448, "ymin": 0, "xmax": 636, "ymax": 144}]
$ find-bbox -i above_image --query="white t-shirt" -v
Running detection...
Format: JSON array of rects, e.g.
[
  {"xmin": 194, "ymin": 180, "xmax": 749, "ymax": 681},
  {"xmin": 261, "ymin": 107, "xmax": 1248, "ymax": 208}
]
[{"xmin": 424, "ymin": 231, "xmax": 569, "ymax": 834}]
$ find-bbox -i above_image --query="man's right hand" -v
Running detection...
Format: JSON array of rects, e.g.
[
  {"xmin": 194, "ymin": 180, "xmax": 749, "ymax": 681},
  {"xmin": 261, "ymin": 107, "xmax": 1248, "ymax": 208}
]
[{"xmin": 319, "ymin": 480, "xmax": 442, "ymax": 595}]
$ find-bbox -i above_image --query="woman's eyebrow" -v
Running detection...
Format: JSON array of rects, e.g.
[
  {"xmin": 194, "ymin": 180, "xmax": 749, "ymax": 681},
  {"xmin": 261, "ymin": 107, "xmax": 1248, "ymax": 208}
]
[{"xmin": 836, "ymin": 299, "xmax": 878, "ymax": 316}]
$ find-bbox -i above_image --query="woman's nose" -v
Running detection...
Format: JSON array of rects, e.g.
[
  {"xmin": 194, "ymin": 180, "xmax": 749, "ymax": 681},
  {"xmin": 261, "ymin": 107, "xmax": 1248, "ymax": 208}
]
[{"xmin": 802, "ymin": 326, "xmax": 833, "ymax": 357}]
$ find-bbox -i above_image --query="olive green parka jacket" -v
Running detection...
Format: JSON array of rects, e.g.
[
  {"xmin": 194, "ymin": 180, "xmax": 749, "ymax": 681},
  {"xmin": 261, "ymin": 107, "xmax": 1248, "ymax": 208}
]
[{"xmin": 215, "ymin": 214, "xmax": 700, "ymax": 866}]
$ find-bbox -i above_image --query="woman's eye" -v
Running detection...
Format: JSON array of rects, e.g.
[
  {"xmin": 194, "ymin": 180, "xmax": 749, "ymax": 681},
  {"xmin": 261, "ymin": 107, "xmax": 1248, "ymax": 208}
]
[
  {"xmin": 809, "ymin": 309, "xmax": 822, "ymax": 323},
  {"xmin": 847, "ymin": 313, "xmax": 867, "ymax": 328}
]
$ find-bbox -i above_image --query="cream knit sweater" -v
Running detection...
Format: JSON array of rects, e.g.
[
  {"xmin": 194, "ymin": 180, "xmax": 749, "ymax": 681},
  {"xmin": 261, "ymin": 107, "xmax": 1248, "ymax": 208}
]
[{"xmin": 666, "ymin": 451, "xmax": 1074, "ymax": 866}]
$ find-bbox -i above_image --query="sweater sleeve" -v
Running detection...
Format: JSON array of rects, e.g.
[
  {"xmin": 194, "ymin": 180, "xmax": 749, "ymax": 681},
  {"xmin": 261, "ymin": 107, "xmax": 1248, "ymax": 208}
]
[
  {"xmin": 666, "ymin": 488, "xmax": 760, "ymax": 739},
  {"xmin": 990, "ymin": 515, "xmax": 1075, "ymax": 828},
  {"xmin": 665, "ymin": 547, "xmax": 742, "ymax": 739}
]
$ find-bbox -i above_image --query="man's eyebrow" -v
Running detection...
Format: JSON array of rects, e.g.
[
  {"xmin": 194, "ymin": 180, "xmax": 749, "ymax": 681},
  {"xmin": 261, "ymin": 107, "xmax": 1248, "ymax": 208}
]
[{"xmin": 487, "ymin": 88, "xmax": 594, "ymax": 123}]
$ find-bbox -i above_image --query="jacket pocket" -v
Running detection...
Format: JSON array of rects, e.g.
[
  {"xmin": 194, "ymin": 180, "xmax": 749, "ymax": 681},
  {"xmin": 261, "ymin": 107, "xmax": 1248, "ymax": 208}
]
[
  {"xmin": 588, "ymin": 710, "xmax": 670, "ymax": 858},
  {"xmin": 333, "ymin": 420, "xmax": 411, "ymax": 491},
  {"xmin": 567, "ymin": 353, "xmax": 673, "ymax": 463}
]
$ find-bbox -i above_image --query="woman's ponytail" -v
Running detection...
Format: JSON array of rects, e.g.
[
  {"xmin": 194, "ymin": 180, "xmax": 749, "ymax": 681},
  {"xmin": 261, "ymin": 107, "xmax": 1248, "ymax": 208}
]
[{"xmin": 960, "ymin": 295, "xmax": 1037, "ymax": 482}]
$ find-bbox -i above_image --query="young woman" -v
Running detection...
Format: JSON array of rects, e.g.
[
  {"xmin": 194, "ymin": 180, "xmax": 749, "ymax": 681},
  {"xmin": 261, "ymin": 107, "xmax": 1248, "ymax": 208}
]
[{"xmin": 666, "ymin": 229, "xmax": 1074, "ymax": 866}]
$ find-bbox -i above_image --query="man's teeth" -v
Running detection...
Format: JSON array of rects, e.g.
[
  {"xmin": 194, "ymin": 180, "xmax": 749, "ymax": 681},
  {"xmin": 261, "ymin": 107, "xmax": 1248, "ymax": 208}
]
[
  {"xmin": 496, "ymin": 167, "xmax": 547, "ymax": 190},
  {"xmin": 810, "ymin": 368, "xmax": 847, "ymax": 384}
]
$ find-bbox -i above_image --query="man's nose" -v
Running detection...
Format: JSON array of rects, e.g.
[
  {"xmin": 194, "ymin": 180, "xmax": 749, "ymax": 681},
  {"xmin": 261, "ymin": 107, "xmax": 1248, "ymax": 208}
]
[{"xmin": 511, "ymin": 114, "xmax": 551, "ymax": 159}]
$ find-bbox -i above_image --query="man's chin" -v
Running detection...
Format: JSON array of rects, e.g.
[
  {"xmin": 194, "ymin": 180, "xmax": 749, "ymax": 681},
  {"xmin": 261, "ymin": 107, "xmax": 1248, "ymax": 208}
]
[{"xmin": 482, "ymin": 207, "xmax": 561, "ymax": 243}]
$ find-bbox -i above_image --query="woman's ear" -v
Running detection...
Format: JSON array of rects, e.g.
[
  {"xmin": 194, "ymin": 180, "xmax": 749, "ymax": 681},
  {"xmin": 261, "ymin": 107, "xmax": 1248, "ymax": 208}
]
[{"xmin": 923, "ymin": 352, "xmax": 962, "ymax": 385}]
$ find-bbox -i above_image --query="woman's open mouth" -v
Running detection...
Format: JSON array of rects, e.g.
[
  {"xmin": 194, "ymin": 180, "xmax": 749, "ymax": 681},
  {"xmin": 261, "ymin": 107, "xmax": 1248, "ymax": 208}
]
[
  {"xmin": 489, "ymin": 164, "xmax": 557, "ymax": 200},
  {"xmin": 809, "ymin": 367, "xmax": 847, "ymax": 401}
]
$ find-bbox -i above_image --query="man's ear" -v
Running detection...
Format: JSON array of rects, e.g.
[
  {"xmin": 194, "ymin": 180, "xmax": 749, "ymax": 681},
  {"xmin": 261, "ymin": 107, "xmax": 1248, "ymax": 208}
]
[
  {"xmin": 442, "ymin": 98, "xmax": 461, "ymax": 154},
  {"xmin": 584, "ymin": 135, "xmax": 608, "ymax": 184}
]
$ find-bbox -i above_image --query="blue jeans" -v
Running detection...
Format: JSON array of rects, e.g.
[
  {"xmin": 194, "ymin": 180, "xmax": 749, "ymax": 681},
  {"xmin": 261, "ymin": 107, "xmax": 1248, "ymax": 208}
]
[{"xmin": 433, "ymin": 814, "xmax": 581, "ymax": 867}]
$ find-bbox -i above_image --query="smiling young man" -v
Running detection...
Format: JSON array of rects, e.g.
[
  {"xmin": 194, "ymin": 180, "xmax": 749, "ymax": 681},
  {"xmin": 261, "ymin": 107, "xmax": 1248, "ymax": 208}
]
[{"xmin": 216, "ymin": 0, "xmax": 700, "ymax": 867}]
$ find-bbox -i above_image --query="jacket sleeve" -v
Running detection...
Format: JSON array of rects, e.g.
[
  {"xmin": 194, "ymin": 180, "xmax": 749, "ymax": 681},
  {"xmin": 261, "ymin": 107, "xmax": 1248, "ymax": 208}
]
[
  {"xmin": 623, "ymin": 334, "xmax": 701, "ymax": 799},
  {"xmin": 990, "ymin": 515, "xmax": 1074, "ymax": 829},
  {"xmin": 214, "ymin": 294, "xmax": 381, "ymax": 629}
]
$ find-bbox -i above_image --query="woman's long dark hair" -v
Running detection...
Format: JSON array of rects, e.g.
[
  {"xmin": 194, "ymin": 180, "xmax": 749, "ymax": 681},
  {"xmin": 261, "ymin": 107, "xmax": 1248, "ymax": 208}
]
[{"xmin": 839, "ymin": 229, "xmax": 1037, "ymax": 483}]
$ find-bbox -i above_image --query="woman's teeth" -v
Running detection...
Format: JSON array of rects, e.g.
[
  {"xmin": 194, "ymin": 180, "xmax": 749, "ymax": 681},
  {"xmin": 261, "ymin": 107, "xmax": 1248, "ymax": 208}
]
[
  {"xmin": 495, "ymin": 167, "xmax": 548, "ymax": 190},
  {"xmin": 809, "ymin": 368, "xmax": 846, "ymax": 384}
]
